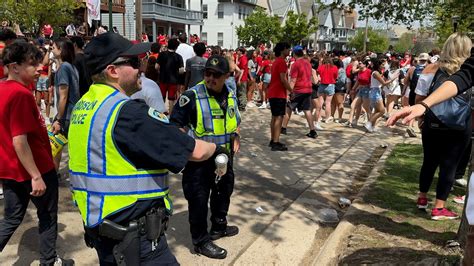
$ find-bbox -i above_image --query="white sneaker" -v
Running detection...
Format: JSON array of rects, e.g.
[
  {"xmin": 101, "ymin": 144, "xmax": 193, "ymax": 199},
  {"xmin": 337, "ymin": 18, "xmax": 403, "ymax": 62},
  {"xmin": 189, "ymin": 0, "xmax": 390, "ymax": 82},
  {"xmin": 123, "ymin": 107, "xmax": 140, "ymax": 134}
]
[
  {"xmin": 325, "ymin": 116, "xmax": 334, "ymax": 123},
  {"xmin": 258, "ymin": 102, "xmax": 267, "ymax": 109},
  {"xmin": 0, "ymin": 188, "xmax": 3, "ymax": 200},
  {"xmin": 454, "ymin": 195, "xmax": 465, "ymax": 204},
  {"xmin": 315, "ymin": 122, "xmax": 324, "ymax": 130},
  {"xmin": 334, "ymin": 118, "xmax": 340, "ymax": 123},
  {"xmin": 455, "ymin": 179, "xmax": 468, "ymax": 187},
  {"xmin": 246, "ymin": 102, "xmax": 256, "ymax": 108},
  {"xmin": 364, "ymin": 122, "xmax": 374, "ymax": 133},
  {"xmin": 297, "ymin": 111, "xmax": 304, "ymax": 116}
]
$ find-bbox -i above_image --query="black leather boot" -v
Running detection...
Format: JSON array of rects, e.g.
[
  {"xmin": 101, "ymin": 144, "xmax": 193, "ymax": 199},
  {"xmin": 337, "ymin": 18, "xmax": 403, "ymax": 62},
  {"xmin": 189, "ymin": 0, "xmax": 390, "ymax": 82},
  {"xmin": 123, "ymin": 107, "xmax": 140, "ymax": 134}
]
[
  {"xmin": 194, "ymin": 240, "xmax": 227, "ymax": 259},
  {"xmin": 209, "ymin": 225, "xmax": 239, "ymax": 240}
]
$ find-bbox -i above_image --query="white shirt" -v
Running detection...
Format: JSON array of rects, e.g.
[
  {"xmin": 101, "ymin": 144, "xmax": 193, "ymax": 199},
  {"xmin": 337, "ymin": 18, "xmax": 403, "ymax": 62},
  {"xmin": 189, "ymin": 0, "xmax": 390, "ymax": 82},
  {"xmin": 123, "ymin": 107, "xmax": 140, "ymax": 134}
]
[
  {"xmin": 176, "ymin": 43, "xmax": 195, "ymax": 69},
  {"xmin": 414, "ymin": 73, "xmax": 435, "ymax": 96},
  {"xmin": 131, "ymin": 74, "xmax": 166, "ymax": 113},
  {"xmin": 66, "ymin": 24, "xmax": 77, "ymax": 36}
]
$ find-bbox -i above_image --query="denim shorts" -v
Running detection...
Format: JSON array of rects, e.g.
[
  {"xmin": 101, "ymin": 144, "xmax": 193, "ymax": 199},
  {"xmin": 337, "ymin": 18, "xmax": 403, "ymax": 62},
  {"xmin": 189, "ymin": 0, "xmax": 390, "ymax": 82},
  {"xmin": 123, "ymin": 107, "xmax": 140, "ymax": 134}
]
[
  {"xmin": 317, "ymin": 84, "xmax": 335, "ymax": 96},
  {"xmin": 369, "ymin": 87, "xmax": 383, "ymax": 102},
  {"xmin": 36, "ymin": 76, "xmax": 49, "ymax": 92},
  {"xmin": 357, "ymin": 86, "xmax": 370, "ymax": 99},
  {"xmin": 262, "ymin": 73, "xmax": 271, "ymax": 84}
]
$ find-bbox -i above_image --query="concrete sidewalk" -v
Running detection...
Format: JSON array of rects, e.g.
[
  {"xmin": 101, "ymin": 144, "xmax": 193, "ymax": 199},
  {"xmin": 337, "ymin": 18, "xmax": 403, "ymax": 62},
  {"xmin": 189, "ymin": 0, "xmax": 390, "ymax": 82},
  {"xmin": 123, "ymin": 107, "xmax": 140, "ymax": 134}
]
[{"xmin": 0, "ymin": 107, "xmax": 411, "ymax": 265}]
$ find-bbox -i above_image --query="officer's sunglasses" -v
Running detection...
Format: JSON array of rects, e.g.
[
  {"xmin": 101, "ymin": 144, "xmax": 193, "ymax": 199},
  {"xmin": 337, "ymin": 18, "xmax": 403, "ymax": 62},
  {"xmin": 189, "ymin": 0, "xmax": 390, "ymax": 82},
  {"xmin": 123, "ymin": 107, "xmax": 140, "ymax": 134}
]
[
  {"xmin": 204, "ymin": 70, "xmax": 223, "ymax": 79},
  {"xmin": 112, "ymin": 57, "xmax": 140, "ymax": 69}
]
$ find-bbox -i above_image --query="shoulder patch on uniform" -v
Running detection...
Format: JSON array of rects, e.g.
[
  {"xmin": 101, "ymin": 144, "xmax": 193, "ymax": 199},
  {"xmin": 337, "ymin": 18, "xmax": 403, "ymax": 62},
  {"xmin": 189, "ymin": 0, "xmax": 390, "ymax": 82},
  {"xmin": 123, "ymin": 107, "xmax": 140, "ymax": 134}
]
[
  {"xmin": 179, "ymin": 95, "xmax": 190, "ymax": 107},
  {"xmin": 228, "ymin": 106, "xmax": 235, "ymax": 118},
  {"xmin": 148, "ymin": 108, "xmax": 169, "ymax": 123}
]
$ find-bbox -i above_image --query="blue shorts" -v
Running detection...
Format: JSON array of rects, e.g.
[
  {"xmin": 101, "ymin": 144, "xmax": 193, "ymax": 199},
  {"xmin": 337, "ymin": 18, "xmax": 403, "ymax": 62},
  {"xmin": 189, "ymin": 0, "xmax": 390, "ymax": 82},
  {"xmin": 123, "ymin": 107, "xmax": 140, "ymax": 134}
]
[
  {"xmin": 317, "ymin": 84, "xmax": 335, "ymax": 96},
  {"xmin": 357, "ymin": 86, "xmax": 370, "ymax": 99},
  {"xmin": 262, "ymin": 73, "xmax": 271, "ymax": 84},
  {"xmin": 251, "ymin": 72, "xmax": 257, "ymax": 79},
  {"xmin": 36, "ymin": 76, "xmax": 49, "ymax": 92},
  {"xmin": 369, "ymin": 87, "xmax": 383, "ymax": 103}
]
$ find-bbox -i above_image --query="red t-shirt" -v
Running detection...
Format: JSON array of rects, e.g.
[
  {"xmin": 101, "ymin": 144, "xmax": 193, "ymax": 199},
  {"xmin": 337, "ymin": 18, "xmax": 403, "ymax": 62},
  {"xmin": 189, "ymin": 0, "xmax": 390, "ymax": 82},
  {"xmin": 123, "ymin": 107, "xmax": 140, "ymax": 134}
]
[
  {"xmin": 43, "ymin": 24, "xmax": 53, "ymax": 36},
  {"xmin": 259, "ymin": 59, "xmax": 272, "ymax": 75},
  {"xmin": 317, "ymin": 64, "xmax": 338, "ymax": 84},
  {"xmin": 357, "ymin": 68, "xmax": 372, "ymax": 86},
  {"xmin": 345, "ymin": 64, "xmax": 353, "ymax": 79},
  {"xmin": 290, "ymin": 58, "xmax": 312, "ymax": 94},
  {"xmin": 0, "ymin": 64, "xmax": 4, "ymax": 80},
  {"xmin": 267, "ymin": 57, "xmax": 288, "ymax": 99},
  {"xmin": 0, "ymin": 80, "xmax": 54, "ymax": 182},
  {"xmin": 256, "ymin": 56, "xmax": 263, "ymax": 67},
  {"xmin": 237, "ymin": 55, "xmax": 249, "ymax": 82}
]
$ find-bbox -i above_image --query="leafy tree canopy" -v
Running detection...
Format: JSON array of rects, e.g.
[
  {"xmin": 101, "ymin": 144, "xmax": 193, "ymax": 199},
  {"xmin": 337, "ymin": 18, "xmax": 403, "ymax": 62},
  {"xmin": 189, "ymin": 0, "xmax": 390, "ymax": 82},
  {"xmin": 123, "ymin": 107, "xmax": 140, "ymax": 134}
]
[
  {"xmin": 278, "ymin": 11, "xmax": 318, "ymax": 46},
  {"xmin": 236, "ymin": 7, "xmax": 281, "ymax": 48},
  {"xmin": 0, "ymin": 0, "xmax": 80, "ymax": 34},
  {"xmin": 348, "ymin": 28, "xmax": 388, "ymax": 53}
]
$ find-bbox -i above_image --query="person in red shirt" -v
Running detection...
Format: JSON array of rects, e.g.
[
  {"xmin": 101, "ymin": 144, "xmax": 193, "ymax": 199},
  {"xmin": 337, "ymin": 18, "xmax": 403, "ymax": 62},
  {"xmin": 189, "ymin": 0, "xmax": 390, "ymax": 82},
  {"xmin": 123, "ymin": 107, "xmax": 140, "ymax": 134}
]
[
  {"xmin": 315, "ymin": 56, "xmax": 338, "ymax": 129},
  {"xmin": 42, "ymin": 23, "xmax": 53, "ymax": 39},
  {"xmin": 256, "ymin": 51, "xmax": 271, "ymax": 108},
  {"xmin": 0, "ymin": 42, "xmax": 74, "ymax": 265},
  {"xmin": 344, "ymin": 58, "xmax": 372, "ymax": 127},
  {"xmin": 236, "ymin": 47, "xmax": 249, "ymax": 111},
  {"xmin": 267, "ymin": 42, "xmax": 291, "ymax": 151},
  {"xmin": 282, "ymin": 46, "xmax": 317, "ymax": 138}
]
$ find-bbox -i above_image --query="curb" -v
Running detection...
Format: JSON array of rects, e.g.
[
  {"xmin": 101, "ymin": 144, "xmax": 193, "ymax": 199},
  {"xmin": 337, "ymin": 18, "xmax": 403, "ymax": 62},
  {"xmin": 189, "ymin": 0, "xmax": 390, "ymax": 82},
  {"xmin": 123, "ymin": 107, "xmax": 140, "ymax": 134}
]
[{"xmin": 312, "ymin": 143, "xmax": 395, "ymax": 265}]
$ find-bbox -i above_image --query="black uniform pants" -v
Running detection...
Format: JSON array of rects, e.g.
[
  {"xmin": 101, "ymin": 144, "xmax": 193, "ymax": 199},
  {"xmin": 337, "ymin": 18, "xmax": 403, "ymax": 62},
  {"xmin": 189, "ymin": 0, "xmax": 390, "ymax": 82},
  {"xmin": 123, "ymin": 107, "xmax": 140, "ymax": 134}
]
[
  {"xmin": 90, "ymin": 232, "xmax": 178, "ymax": 266},
  {"xmin": 0, "ymin": 169, "xmax": 58, "ymax": 265},
  {"xmin": 419, "ymin": 125, "xmax": 471, "ymax": 201},
  {"xmin": 182, "ymin": 159, "xmax": 235, "ymax": 246}
]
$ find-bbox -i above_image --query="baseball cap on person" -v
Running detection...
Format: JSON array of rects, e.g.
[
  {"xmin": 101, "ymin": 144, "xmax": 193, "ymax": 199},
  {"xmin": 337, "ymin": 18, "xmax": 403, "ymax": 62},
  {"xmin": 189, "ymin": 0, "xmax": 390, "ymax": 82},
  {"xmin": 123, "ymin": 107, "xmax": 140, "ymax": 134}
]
[
  {"xmin": 205, "ymin": 55, "xmax": 229, "ymax": 75},
  {"xmin": 293, "ymin": 45, "xmax": 303, "ymax": 52},
  {"xmin": 418, "ymin": 53, "xmax": 430, "ymax": 61},
  {"xmin": 84, "ymin": 32, "xmax": 152, "ymax": 75}
]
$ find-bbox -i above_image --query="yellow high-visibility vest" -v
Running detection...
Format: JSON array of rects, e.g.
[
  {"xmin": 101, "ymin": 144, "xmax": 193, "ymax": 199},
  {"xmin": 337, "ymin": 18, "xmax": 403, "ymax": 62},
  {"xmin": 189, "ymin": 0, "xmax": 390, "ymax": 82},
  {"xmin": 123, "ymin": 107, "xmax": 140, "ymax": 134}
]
[
  {"xmin": 189, "ymin": 81, "xmax": 240, "ymax": 151},
  {"xmin": 68, "ymin": 84, "xmax": 171, "ymax": 227}
]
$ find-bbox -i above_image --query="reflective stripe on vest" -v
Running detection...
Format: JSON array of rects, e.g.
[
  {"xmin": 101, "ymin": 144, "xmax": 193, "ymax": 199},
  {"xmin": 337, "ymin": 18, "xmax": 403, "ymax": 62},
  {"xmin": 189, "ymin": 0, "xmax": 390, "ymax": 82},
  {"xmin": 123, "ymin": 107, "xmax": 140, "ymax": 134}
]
[
  {"xmin": 68, "ymin": 84, "xmax": 171, "ymax": 227},
  {"xmin": 189, "ymin": 82, "xmax": 240, "ymax": 150}
]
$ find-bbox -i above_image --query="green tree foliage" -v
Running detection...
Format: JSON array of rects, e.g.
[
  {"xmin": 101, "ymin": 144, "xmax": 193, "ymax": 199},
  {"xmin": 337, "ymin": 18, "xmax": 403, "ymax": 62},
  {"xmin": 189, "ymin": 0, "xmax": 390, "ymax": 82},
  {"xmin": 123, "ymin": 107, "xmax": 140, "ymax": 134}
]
[
  {"xmin": 279, "ymin": 11, "xmax": 318, "ymax": 46},
  {"xmin": 348, "ymin": 28, "xmax": 388, "ymax": 53},
  {"xmin": 0, "ymin": 0, "xmax": 80, "ymax": 35},
  {"xmin": 236, "ymin": 7, "xmax": 281, "ymax": 48},
  {"xmin": 393, "ymin": 32, "xmax": 415, "ymax": 53},
  {"xmin": 433, "ymin": 1, "xmax": 474, "ymax": 46}
]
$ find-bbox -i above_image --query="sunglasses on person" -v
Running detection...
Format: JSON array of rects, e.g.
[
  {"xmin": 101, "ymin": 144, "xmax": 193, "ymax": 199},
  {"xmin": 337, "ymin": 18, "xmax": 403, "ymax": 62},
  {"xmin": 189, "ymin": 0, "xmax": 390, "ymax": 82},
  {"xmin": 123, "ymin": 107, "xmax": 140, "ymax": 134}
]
[
  {"xmin": 112, "ymin": 57, "xmax": 140, "ymax": 69},
  {"xmin": 204, "ymin": 70, "xmax": 223, "ymax": 79}
]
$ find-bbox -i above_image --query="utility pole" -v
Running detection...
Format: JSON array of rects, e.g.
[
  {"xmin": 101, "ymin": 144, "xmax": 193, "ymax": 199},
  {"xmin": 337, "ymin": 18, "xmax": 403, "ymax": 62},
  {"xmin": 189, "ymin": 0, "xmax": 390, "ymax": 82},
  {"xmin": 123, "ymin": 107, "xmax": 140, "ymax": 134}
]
[
  {"xmin": 363, "ymin": 16, "xmax": 368, "ymax": 53},
  {"xmin": 136, "ymin": 0, "xmax": 143, "ymax": 40},
  {"xmin": 108, "ymin": 0, "xmax": 113, "ymax": 31}
]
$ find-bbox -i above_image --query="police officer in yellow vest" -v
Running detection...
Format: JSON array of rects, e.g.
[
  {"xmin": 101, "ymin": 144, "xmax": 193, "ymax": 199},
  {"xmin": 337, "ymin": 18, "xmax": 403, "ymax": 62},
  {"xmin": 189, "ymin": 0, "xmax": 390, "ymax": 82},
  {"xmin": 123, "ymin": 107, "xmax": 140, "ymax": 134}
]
[
  {"xmin": 171, "ymin": 55, "xmax": 241, "ymax": 259},
  {"xmin": 68, "ymin": 32, "xmax": 227, "ymax": 265}
]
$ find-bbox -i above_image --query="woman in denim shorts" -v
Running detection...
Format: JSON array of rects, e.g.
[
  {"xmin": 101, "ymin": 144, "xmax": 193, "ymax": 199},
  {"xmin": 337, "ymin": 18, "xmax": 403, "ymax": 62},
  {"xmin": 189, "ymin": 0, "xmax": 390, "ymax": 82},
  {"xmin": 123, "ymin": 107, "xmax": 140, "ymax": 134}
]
[
  {"xmin": 315, "ymin": 56, "xmax": 338, "ymax": 129},
  {"xmin": 365, "ymin": 59, "xmax": 399, "ymax": 132},
  {"xmin": 344, "ymin": 59, "xmax": 371, "ymax": 127},
  {"xmin": 35, "ymin": 47, "xmax": 50, "ymax": 116}
]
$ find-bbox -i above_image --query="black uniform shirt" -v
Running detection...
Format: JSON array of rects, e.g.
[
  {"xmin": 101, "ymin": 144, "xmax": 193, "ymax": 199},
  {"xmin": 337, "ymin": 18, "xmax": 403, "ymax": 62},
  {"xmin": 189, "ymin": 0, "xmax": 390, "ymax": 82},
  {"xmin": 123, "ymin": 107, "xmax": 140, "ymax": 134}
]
[
  {"xmin": 170, "ymin": 85, "xmax": 229, "ymax": 129},
  {"xmin": 105, "ymin": 99, "xmax": 196, "ymax": 225}
]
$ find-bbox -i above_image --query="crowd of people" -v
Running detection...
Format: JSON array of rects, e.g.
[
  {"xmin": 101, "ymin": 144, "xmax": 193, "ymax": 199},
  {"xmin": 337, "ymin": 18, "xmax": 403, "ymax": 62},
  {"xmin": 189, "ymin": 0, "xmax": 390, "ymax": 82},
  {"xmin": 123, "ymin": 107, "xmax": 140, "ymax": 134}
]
[{"xmin": 0, "ymin": 22, "xmax": 473, "ymax": 265}]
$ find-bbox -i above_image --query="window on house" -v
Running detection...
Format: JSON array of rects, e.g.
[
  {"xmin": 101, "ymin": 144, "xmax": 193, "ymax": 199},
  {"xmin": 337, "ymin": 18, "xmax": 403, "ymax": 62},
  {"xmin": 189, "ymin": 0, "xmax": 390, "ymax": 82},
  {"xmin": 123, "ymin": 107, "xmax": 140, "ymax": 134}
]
[
  {"xmin": 341, "ymin": 30, "xmax": 346, "ymax": 37},
  {"xmin": 238, "ymin": 6, "xmax": 242, "ymax": 20},
  {"xmin": 201, "ymin": 32, "xmax": 207, "ymax": 42},
  {"xmin": 335, "ymin": 30, "xmax": 339, "ymax": 37},
  {"xmin": 218, "ymin": 32, "xmax": 223, "ymax": 47},
  {"xmin": 218, "ymin": 4, "xmax": 224, "ymax": 19},
  {"xmin": 203, "ymin": 5, "xmax": 208, "ymax": 19}
]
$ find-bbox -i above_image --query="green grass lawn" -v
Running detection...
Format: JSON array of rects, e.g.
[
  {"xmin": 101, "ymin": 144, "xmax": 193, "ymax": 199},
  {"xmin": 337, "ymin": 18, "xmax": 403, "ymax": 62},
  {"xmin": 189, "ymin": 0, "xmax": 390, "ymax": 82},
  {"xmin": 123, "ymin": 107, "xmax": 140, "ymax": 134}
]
[{"xmin": 364, "ymin": 143, "xmax": 466, "ymax": 245}]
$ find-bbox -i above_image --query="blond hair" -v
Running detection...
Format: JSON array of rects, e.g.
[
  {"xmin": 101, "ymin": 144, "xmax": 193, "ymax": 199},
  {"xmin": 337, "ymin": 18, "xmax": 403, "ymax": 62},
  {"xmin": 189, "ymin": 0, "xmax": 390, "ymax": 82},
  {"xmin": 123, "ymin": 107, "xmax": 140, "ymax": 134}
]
[{"xmin": 439, "ymin": 33, "xmax": 472, "ymax": 75}]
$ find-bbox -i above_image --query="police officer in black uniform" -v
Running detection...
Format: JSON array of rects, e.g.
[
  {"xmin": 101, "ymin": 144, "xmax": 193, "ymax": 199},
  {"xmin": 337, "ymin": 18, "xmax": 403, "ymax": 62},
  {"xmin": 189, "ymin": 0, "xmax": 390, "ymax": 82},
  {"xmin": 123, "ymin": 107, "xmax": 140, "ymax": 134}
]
[
  {"xmin": 171, "ymin": 55, "xmax": 241, "ymax": 259},
  {"xmin": 73, "ymin": 33, "xmax": 227, "ymax": 265}
]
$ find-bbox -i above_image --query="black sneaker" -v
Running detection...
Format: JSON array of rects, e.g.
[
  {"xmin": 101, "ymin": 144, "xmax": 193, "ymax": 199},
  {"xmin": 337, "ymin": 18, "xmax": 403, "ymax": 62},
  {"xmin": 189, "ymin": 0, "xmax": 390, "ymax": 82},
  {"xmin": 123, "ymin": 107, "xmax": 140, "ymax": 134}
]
[
  {"xmin": 210, "ymin": 225, "xmax": 239, "ymax": 240},
  {"xmin": 281, "ymin": 127, "xmax": 287, "ymax": 135},
  {"xmin": 40, "ymin": 257, "xmax": 75, "ymax": 266},
  {"xmin": 268, "ymin": 140, "xmax": 274, "ymax": 147},
  {"xmin": 194, "ymin": 241, "xmax": 227, "ymax": 259},
  {"xmin": 271, "ymin": 142, "xmax": 288, "ymax": 151},
  {"xmin": 306, "ymin": 130, "xmax": 317, "ymax": 139}
]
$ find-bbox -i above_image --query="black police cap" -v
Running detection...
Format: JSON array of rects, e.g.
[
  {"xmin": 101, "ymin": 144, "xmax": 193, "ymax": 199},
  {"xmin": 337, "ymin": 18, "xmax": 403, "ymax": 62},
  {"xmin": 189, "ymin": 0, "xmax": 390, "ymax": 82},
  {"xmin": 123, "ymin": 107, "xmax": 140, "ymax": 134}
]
[
  {"xmin": 84, "ymin": 32, "xmax": 151, "ymax": 75},
  {"xmin": 205, "ymin": 55, "xmax": 229, "ymax": 74}
]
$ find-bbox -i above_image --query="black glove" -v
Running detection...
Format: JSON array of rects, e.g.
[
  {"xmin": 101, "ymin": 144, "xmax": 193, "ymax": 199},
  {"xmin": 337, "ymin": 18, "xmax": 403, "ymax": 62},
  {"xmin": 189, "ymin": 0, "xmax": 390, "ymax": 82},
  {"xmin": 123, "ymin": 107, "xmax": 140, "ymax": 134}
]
[{"xmin": 212, "ymin": 145, "xmax": 229, "ymax": 159}]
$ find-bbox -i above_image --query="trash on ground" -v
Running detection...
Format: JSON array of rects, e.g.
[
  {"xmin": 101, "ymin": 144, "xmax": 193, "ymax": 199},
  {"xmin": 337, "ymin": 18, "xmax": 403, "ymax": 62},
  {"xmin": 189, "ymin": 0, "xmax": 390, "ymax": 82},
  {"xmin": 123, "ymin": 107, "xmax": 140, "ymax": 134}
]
[
  {"xmin": 255, "ymin": 206, "xmax": 264, "ymax": 213},
  {"xmin": 338, "ymin": 197, "xmax": 352, "ymax": 208}
]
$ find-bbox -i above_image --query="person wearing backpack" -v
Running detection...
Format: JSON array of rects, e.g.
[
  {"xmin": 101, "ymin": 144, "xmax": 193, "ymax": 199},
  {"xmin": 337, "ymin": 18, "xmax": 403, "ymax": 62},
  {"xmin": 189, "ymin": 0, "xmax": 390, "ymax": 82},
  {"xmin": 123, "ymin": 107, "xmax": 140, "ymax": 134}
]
[
  {"xmin": 413, "ymin": 33, "xmax": 472, "ymax": 220},
  {"xmin": 402, "ymin": 53, "xmax": 429, "ymax": 137}
]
